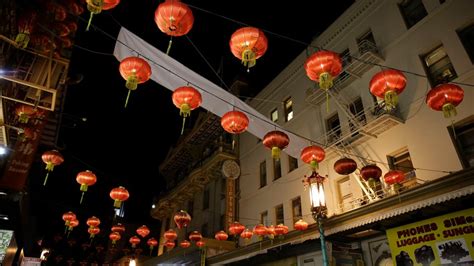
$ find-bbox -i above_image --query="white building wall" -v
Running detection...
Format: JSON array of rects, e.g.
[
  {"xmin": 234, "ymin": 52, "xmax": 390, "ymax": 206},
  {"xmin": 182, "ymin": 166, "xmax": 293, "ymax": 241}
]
[{"xmin": 238, "ymin": 0, "xmax": 474, "ymax": 243}]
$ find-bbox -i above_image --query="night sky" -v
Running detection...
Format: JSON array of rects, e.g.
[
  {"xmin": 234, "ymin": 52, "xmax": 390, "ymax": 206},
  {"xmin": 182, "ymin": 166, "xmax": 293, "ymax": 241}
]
[{"xmin": 29, "ymin": 0, "xmax": 354, "ymax": 258}]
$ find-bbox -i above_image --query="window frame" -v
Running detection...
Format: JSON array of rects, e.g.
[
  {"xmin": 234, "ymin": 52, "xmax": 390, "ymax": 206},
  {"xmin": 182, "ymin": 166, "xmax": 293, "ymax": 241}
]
[
  {"xmin": 457, "ymin": 23, "xmax": 474, "ymax": 64},
  {"xmin": 421, "ymin": 45, "xmax": 458, "ymax": 87},
  {"xmin": 291, "ymin": 197, "xmax": 302, "ymax": 224},
  {"xmin": 273, "ymin": 158, "xmax": 282, "ymax": 181},
  {"xmin": 259, "ymin": 160, "xmax": 267, "ymax": 188},
  {"xmin": 448, "ymin": 116, "xmax": 474, "ymax": 169},
  {"xmin": 275, "ymin": 204, "xmax": 284, "ymax": 225},
  {"xmin": 260, "ymin": 211, "xmax": 268, "ymax": 226},
  {"xmin": 288, "ymin": 156, "xmax": 298, "ymax": 173},
  {"xmin": 398, "ymin": 0, "xmax": 428, "ymax": 29},
  {"xmin": 283, "ymin": 97, "xmax": 294, "ymax": 122},
  {"xmin": 271, "ymin": 108, "xmax": 279, "ymax": 122}
]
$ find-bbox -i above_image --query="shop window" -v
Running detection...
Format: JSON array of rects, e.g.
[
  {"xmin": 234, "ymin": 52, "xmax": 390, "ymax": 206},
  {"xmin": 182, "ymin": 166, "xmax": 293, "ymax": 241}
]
[
  {"xmin": 259, "ymin": 161, "xmax": 267, "ymax": 188},
  {"xmin": 398, "ymin": 0, "xmax": 427, "ymax": 29},
  {"xmin": 326, "ymin": 113, "xmax": 341, "ymax": 143},
  {"xmin": 260, "ymin": 211, "xmax": 268, "ymax": 225},
  {"xmin": 202, "ymin": 188, "xmax": 210, "ymax": 210},
  {"xmin": 275, "ymin": 204, "xmax": 284, "ymax": 225},
  {"xmin": 187, "ymin": 201, "xmax": 194, "ymax": 217},
  {"xmin": 284, "ymin": 97, "xmax": 293, "ymax": 122},
  {"xmin": 292, "ymin": 197, "xmax": 302, "ymax": 223},
  {"xmin": 449, "ymin": 116, "xmax": 474, "ymax": 168},
  {"xmin": 288, "ymin": 156, "xmax": 298, "ymax": 173},
  {"xmin": 273, "ymin": 158, "xmax": 282, "ymax": 180},
  {"xmin": 457, "ymin": 23, "xmax": 474, "ymax": 64},
  {"xmin": 422, "ymin": 45, "xmax": 457, "ymax": 86},
  {"xmin": 271, "ymin": 108, "xmax": 279, "ymax": 122}
]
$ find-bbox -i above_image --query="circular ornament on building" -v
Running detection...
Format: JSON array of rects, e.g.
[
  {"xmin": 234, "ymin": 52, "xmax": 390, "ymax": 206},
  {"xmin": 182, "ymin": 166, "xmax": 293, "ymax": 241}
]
[{"xmin": 222, "ymin": 160, "xmax": 241, "ymax": 179}]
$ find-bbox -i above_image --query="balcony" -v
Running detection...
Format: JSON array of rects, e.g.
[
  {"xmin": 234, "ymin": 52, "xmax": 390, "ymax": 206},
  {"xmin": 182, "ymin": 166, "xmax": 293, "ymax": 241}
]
[{"xmin": 305, "ymin": 40, "xmax": 383, "ymax": 106}]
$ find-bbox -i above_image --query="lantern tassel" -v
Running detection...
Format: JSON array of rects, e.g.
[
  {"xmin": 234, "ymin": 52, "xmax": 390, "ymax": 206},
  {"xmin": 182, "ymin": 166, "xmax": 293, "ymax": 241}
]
[
  {"xmin": 43, "ymin": 172, "xmax": 50, "ymax": 186},
  {"xmin": 166, "ymin": 37, "xmax": 173, "ymax": 55},
  {"xmin": 241, "ymin": 49, "xmax": 256, "ymax": 69},
  {"xmin": 45, "ymin": 162, "xmax": 55, "ymax": 171},
  {"xmin": 384, "ymin": 90, "xmax": 398, "ymax": 110},
  {"xmin": 114, "ymin": 199, "xmax": 122, "ymax": 208},
  {"xmin": 124, "ymin": 90, "xmax": 132, "ymax": 108},
  {"xmin": 149, "ymin": 246, "xmax": 153, "ymax": 256},
  {"xmin": 325, "ymin": 90, "xmax": 330, "ymax": 113},
  {"xmin": 310, "ymin": 160, "xmax": 318, "ymax": 170},
  {"xmin": 271, "ymin": 147, "xmax": 281, "ymax": 160},
  {"xmin": 442, "ymin": 103, "xmax": 457, "ymax": 119},
  {"xmin": 86, "ymin": 12, "xmax": 94, "ymax": 31},
  {"xmin": 319, "ymin": 72, "xmax": 333, "ymax": 90},
  {"xmin": 181, "ymin": 117, "xmax": 186, "ymax": 135},
  {"xmin": 15, "ymin": 33, "xmax": 30, "ymax": 49},
  {"xmin": 80, "ymin": 191, "xmax": 85, "ymax": 204}
]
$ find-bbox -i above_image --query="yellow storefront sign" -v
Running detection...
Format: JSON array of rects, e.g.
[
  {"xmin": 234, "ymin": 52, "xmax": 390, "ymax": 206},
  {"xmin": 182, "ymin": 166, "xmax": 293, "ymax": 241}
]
[{"xmin": 386, "ymin": 208, "xmax": 474, "ymax": 265}]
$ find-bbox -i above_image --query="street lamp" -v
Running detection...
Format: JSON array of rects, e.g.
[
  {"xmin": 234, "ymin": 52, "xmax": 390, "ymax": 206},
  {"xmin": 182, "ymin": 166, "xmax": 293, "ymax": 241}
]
[{"xmin": 307, "ymin": 171, "xmax": 329, "ymax": 266}]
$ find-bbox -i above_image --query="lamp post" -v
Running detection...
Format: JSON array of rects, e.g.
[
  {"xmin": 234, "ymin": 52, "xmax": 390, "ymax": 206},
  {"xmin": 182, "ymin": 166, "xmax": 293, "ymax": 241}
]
[{"xmin": 307, "ymin": 171, "xmax": 329, "ymax": 266}]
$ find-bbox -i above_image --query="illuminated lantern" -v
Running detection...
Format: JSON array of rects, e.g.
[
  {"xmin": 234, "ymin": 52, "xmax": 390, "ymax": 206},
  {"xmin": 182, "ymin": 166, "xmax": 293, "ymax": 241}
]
[
  {"xmin": 119, "ymin": 56, "xmax": 152, "ymax": 107},
  {"xmin": 164, "ymin": 240, "xmax": 175, "ymax": 249},
  {"xmin": 221, "ymin": 110, "xmax": 249, "ymax": 134},
  {"xmin": 41, "ymin": 150, "xmax": 64, "ymax": 186},
  {"xmin": 62, "ymin": 211, "xmax": 76, "ymax": 233},
  {"xmin": 240, "ymin": 228, "xmax": 253, "ymax": 241},
  {"xmin": 60, "ymin": 37, "xmax": 73, "ymax": 49},
  {"xmin": 173, "ymin": 210, "xmax": 191, "ymax": 229},
  {"xmin": 172, "ymin": 86, "xmax": 202, "ymax": 134},
  {"xmin": 136, "ymin": 225, "xmax": 150, "ymax": 238},
  {"xmin": 275, "ymin": 224, "xmax": 288, "ymax": 236},
  {"xmin": 15, "ymin": 104, "xmax": 36, "ymax": 123},
  {"xmin": 189, "ymin": 231, "xmax": 202, "ymax": 242},
  {"xmin": 46, "ymin": 3, "xmax": 67, "ymax": 21},
  {"xmin": 195, "ymin": 240, "xmax": 205, "ymax": 248},
  {"xmin": 30, "ymin": 34, "xmax": 55, "ymax": 54},
  {"xmin": 129, "ymin": 236, "xmax": 141, "ymax": 248},
  {"xmin": 229, "ymin": 27, "xmax": 268, "ymax": 70},
  {"xmin": 263, "ymin": 130, "xmax": 289, "ymax": 160},
  {"xmin": 294, "ymin": 219, "xmax": 308, "ymax": 231},
  {"xmin": 370, "ymin": 69, "xmax": 406, "ymax": 110},
  {"xmin": 300, "ymin": 145, "xmax": 325, "ymax": 170},
  {"xmin": 147, "ymin": 238, "xmax": 158, "ymax": 255},
  {"xmin": 109, "ymin": 232, "xmax": 121, "ymax": 246},
  {"xmin": 334, "ymin": 157, "xmax": 357, "ymax": 175},
  {"xmin": 266, "ymin": 225, "xmax": 276, "ymax": 239},
  {"xmin": 253, "ymin": 224, "xmax": 267, "ymax": 240},
  {"xmin": 85, "ymin": 0, "xmax": 120, "ymax": 31},
  {"xmin": 111, "ymin": 223, "xmax": 126, "ymax": 233},
  {"xmin": 179, "ymin": 240, "xmax": 191, "ymax": 248},
  {"xmin": 55, "ymin": 23, "xmax": 70, "ymax": 37},
  {"xmin": 426, "ymin": 83, "xmax": 464, "ymax": 119},
  {"xmin": 66, "ymin": 0, "xmax": 84, "ymax": 16},
  {"xmin": 360, "ymin": 164, "xmax": 382, "ymax": 189},
  {"xmin": 67, "ymin": 219, "xmax": 79, "ymax": 237},
  {"xmin": 88, "ymin": 227, "xmax": 100, "ymax": 239},
  {"xmin": 384, "ymin": 170, "xmax": 405, "ymax": 186},
  {"xmin": 229, "ymin": 221, "xmax": 245, "ymax": 236},
  {"xmin": 215, "ymin": 231, "xmax": 228, "ymax": 241},
  {"xmin": 164, "ymin": 229, "xmax": 177, "ymax": 241},
  {"xmin": 15, "ymin": 10, "xmax": 37, "ymax": 48},
  {"xmin": 66, "ymin": 21, "xmax": 78, "ymax": 33},
  {"xmin": 86, "ymin": 216, "xmax": 101, "ymax": 229},
  {"xmin": 76, "ymin": 170, "xmax": 97, "ymax": 204},
  {"xmin": 305, "ymin": 50, "xmax": 342, "ymax": 90},
  {"xmin": 110, "ymin": 186, "xmax": 130, "ymax": 208},
  {"xmin": 154, "ymin": 0, "xmax": 194, "ymax": 54}
]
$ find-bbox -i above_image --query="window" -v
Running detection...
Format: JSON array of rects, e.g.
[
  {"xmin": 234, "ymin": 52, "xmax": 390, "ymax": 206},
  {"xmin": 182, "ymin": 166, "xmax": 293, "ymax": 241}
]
[
  {"xmin": 260, "ymin": 211, "xmax": 268, "ymax": 225},
  {"xmin": 201, "ymin": 223, "xmax": 208, "ymax": 237},
  {"xmin": 422, "ymin": 45, "xmax": 457, "ymax": 86},
  {"xmin": 337, "ymin": 176, "xmax": 353, "ymax": 211},
  {"xmin": 271, "ymin": 108, "xmax": 279, "ymax": 122},
  {"xmin": 398, "ymin": 0, "xmax": 427, "ymax": 29},
  {"xmin": 387, "ymin": 148, "xmax": 415, "ymax": 173},
  {"xmin": 349, "ymin": 98, "xmax": 366, "ymax": 136},
  {"xmin": 292, "ymin": 197, "xmax": 302, "ymax": 223},
  {"xmin": 458, "ymin": 23, "xmax": 474, "ymax": 63},
  {"xmin": 357, "ymin": 30, "xmax": 376, "ymax": 54},
  {"xmin": 259, "ymin": 161, "xmax": 267, "ymax": 188},
  {"xmin": 273, "ymin": 158, "xmax": 282, "ymax": 180},
  {"xmin": 203, "ymin": 188, "xmax": 210, "ymax": 210},
  {"xmin": 284, "ymin": 97, "xmax": 293, "ymax": 122},
  {"xmin": 288, "ymin": 156, "xmax": 298, "ymax": 172},
  {"xmin": 340, "ymin": 48, "xmax": 352, "ymax": 67},
  {"xmin": 326, "ymin": 113, "xmax": 341, "ymax": 143},
  {"xmin": 187, "ymin": 201, "xmax": 194, "ymax": 217},
  {"xmin": 275, "ymin": 204, "xmax": 284, "ymax": 225},
  {"xmin": 450, "ymin": 117, "xmax": 474, "ymax": 168}
]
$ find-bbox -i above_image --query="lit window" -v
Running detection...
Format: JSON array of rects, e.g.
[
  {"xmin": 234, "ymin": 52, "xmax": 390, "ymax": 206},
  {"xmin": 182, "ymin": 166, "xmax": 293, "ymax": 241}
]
[
  {"xmin": 273, "ymin": 158, "xmax": 282, "ymax": 180},
  {"xmin": 422, "ymin": 45, "xmax": 457, "ymax": 86},
  {"xmin": 275, "ymin": 204, "xmax": 284, "ymax": 225},
  {"xmin": 288, "ymin": 156, "xmax": 298, "ymax": 172},
  {"xmin": 399, "ymin": 0, "xmax": 427, "ymax": 29},
  {"xmin": 260, "ymin": 211, "xmax": 268, "ymax": 225},
  {"xmin": 292, "ymin": 197, "xmax": 302, "ymax": 223},
  {"xmin": 284, "ymin": 97, "xmax": 293, "ymax": 122},
  {"xmin": 259, "ymin": 161, "xmax": 267, "ymax": 188},
  {"xmin": 271, "ymin": 108, "xmax": 278, "ymax": 122},
  {"xmin": 449, "ymin": 116, "xmax": 474, "ymax": 168},
  {"xmin": 457, "ymin": 23, "xmax": 474, "ymax": 64}
]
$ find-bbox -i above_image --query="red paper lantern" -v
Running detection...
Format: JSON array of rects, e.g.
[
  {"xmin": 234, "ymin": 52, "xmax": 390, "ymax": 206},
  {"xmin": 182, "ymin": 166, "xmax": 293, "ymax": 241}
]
[
  {"xmin": 384, "ymin": 170, "xmax": 405, "ymax": 186},
  {"xmin": 41, "ymin": 150, "xmax": 64, "ymax": 186},
  {"xmin": 76, "ymin": 170, "xmax": 97, "ymax": 204},
  {"xmin": 275, "ymin": 224, "xmax": 288, "ymax": 236},
  {"xmin": 55, "ymin": 23, "xmax": 70, "ymax": 37},
  {"xmin": 300, "ymin": 145, "xmax": 325, "ymax": 169},
  {"xmin": 229, "ymin": 27, "xmax": 268, "ymax": 70},
  {"xmin": 136, "ymin": 225, "xmax": 150, "ymax": 238},
  {"xmin": 88, "ymin": 227, "xmax": 100, "ymax": 239},
  {"xmin": 195, "ymin": 240, "xmax": 206, "ymax": 248},
  {"xmin": 110, "ymin": 186, "xmax": 130, "ymax": 208},
  {"xmin": 62, "ymin": 211, "xmax": 76, "ymax": 228},
  {"xmin": 15, "ymin": 104, "xmax": 37, "ymax": 124},
  {"xmin": 370, "ymin": 69, "xmax": 406, "ymax": 110},
  {"xmin": 147, "ymin": 237, "xmax": 158, "ymax": 250},
  {"xmin": 68, "ymin": 219, "xmax": 79, "ymax": 232},
  {"xmin": 305, "ymin": 50, "xmax": 343, "ymax": 90},
  {"xmin": 228, "ymin": 221, "xmax": 245, "ymax": 236},
  {"xmin": 85, "ymin": 0, "xmax": 120, "ymax": 31},
  {"xmin": 334, "ymin": 157, "xmax": 357, "ymax": 175},
  {"xmin": 30, "ymin": 34, "xmax": 55, "ymax": 54},
  {"xmin": 172, "ymin": 86, "xmax": 202, "ymax": 134},
  {"xmin": 86, "ymin": 216, "xmax": 101, "ymax": 228},
  {"xmin": 240, "ymin": 228, "xmax": 253, "ymax": 240},
  {"xmin": 66, "ymin": 21, "xmax": 78, "ymax": 33},
  {"xmin": 253, "ymin": 224, "xmax": 267, "ymax": 238},
  {"xmin": 221, "ymin": 111, "xmax": 249, "ymax": 134},
  {"xmin": 154, "ymin": 0, "xmax": 194, "ymax": 37},
  {"xmin": 214, "ymin": 231, "xmax": 228, "ymax": 241},
  {"xmin": 109, "ymin": 232, "xmax": 121, "ymax": 245},
  {"xmin": 266, "ymin": 225, "xmax": 276, "ymax": 239},
  {"xmin": 263, "ymin": 131, "xmax": 289, "ymax": 160},
  {"xmin": 294, "ymin": 219, "xmax": 308, "ymax": 231},
  {"xmin": 164, "ymin": 240, "xmax": 175, "ymax": 249},
  {"xmin": 15, "ymin": 10, "xmax": 37, "ymax": 48},
  {"xmin": 174, "ymin": 210, "xmax": 191, "ymax": 229},
  {"xmin": 59, "ymin": 37, "xmax": 73, "ymax": 49},
  {"xmin": 111, "ymin": 223, "xmax": 126, "ymax": 233},
  {"xmin": 119, "ymin": 56, "xmax": 152, "ymax": 107},
  {"xmin": 426, "ymin": 83, "xmax": 464, "ymax": 119},
  {"xmin": 47, "ymin": 3, "xmax": 67, "ymax": 22},
  {"xmin": 129, "ymin": 236, "xmax": 141, "ymax": 248},
  {"xmin": 360, "ymin": 165, "xmax": 382, "ymax": 182},
  {"xmin": 189, "ymin": 231, "xmax": 202, "ymax": 242},
  {"xmin": 179, "ymin": 240, "xmax": 191, "ymax": 248},
  {"xmin": 66, "ymin": 0, "xmax": 84, "ymax": 16},
  {"xmin": 164, "ymin": 229, "xmax": 177, "ymax": 241}
]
